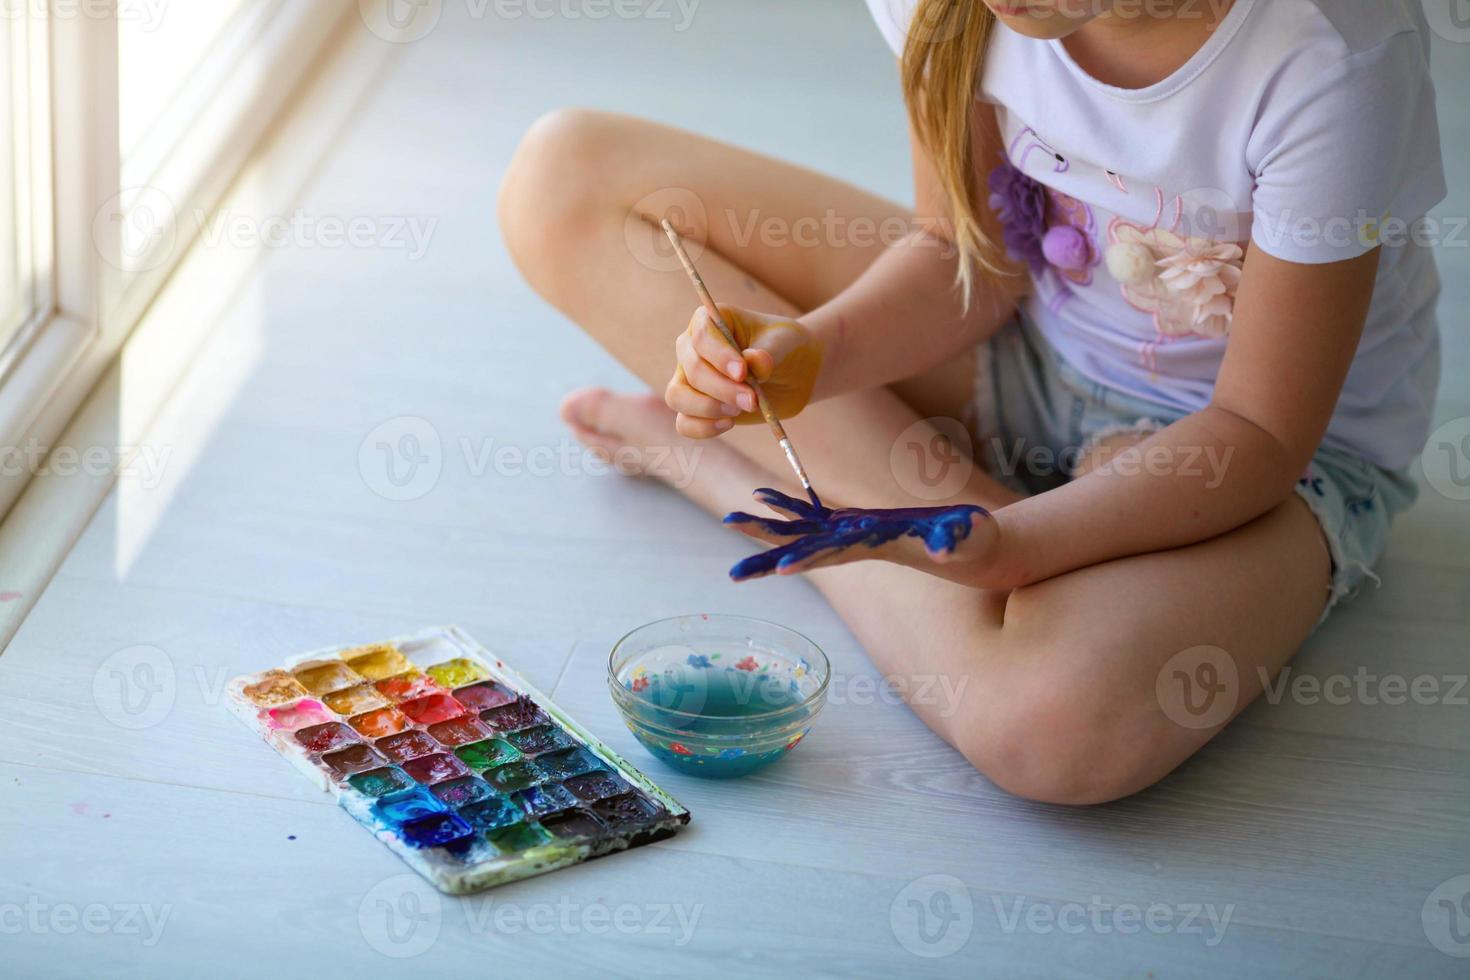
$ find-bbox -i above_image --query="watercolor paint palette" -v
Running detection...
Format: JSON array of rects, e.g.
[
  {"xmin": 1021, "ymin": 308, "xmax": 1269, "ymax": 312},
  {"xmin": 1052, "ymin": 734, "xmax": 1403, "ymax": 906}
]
[{"xmin": 226, "ymin": 626, "xmax": 690, "ymax": 895}]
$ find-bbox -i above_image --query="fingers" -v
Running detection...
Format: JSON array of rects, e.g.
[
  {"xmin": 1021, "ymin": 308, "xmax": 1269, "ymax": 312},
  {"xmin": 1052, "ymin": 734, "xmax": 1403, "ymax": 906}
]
[
  {"xmin": 742, "ymin": 525, "xmax": 932, "ymax": 580},
  {"xmin": 722, "ymin": 514, "xmax": 791, "ymax": 548},
  {"xmin": 691, "ymin": 308, "xmax": 749, "ymax": 382},
  {"xmin": 729, "ymin": 538, "xmax": 807, "ymax": 582},
  {"xmin": 722, "ymin": 510, "xmax": 828, "ymax": 545},
  {"xmin": 728, "ymin": 528, "xmax": 866, "ymax": 582},
  {"xmin": 664, "ymin": 373, "xmax": 739, "ymax": 421},
  {"xmin": 669, "ymin": 305, "xmax": 815, "ymax": 439},
  {"xmin": 725, "ymin": 504, "xmax": 997, "ymax": 584},
  {"xmin": 673, "ymin": 414, "xmax": 732, "ymax": 439},
  {"xmin": 666, "ymin": 318, "xmax": 753, "ymax": 438},
  {"xmin": 675, "ymin": 330, "xmax": 754, "ymax": 412},
  {"xmin": 743, "ymin": 347, "xmax": 777, "ymax": 383},
  {"xmin": 667, "ymin": 378, "xmax": 734, "ymax": 439},
  {"xmin": 721, "ymin": 488, "xmax": 831, "ymax": 543},
  {"xmin": 750, "ymin": 487, "xmax": 826, "ymax": 520}
]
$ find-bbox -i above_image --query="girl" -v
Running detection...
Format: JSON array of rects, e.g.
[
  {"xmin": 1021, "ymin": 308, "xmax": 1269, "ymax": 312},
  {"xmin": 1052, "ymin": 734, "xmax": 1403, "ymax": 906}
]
[{"xmin": 498, "ymin": 0, "xmax": 1445, "ymax": 804}]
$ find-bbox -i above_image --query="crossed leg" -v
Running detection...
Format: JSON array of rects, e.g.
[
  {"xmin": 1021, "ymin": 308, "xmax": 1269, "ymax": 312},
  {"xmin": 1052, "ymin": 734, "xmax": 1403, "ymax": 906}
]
[{"xmin": 500, "ymin": 109, "xmax": 1331, "ymax": 804}]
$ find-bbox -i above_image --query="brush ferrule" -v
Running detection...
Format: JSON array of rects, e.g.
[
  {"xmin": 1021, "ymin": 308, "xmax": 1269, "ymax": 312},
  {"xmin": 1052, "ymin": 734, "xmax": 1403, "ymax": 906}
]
[{"xmin": 779, "ymin": 439, "xmax": 811, "ymax": 489}]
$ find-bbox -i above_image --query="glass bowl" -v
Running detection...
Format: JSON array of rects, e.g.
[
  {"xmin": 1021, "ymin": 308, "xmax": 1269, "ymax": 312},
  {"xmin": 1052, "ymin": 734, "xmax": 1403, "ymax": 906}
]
[{"xmin": 608, "ymin": 614, "xmax": 829, "ymax": 779}]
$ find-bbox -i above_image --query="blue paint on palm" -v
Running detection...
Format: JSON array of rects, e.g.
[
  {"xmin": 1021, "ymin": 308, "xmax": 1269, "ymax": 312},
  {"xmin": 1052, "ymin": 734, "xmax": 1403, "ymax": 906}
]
[{"xmin": 724, "ymin": 488, "xmax": 989, "ymax": 581}]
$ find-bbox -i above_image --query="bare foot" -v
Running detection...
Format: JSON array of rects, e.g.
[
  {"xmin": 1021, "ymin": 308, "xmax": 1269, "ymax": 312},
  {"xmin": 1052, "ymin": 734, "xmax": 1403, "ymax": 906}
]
[{"xmin": 559, "ymin": 387, "xmax": 772, "ymax": 514}]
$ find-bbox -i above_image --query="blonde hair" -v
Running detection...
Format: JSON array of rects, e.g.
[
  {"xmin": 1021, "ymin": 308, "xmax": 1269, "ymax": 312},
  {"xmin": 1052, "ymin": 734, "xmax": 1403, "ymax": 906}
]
[{"xmin": 900, "ymin": 0, "xmax": 1007, "ymax": 306}]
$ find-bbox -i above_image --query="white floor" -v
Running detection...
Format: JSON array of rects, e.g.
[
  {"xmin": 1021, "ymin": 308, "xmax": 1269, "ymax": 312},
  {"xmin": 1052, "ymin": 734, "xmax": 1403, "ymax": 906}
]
[{"xmin": 2, "ymin": 2, "xmax": 1468, "ymax": 977}]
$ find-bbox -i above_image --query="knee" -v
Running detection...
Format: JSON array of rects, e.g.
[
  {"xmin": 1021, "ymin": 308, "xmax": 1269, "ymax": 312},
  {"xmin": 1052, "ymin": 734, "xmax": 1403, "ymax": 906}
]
[
  {"xmin": 952, "ymin": 602, "xmax": 1170, "ymax": 805},
  {"xmin": 499, "ymin": 107, "xmax": 622, "ymax": 291},
  {"xmin": 957, "ymin": 696, "xmax": 1154, "ymax": 806}
]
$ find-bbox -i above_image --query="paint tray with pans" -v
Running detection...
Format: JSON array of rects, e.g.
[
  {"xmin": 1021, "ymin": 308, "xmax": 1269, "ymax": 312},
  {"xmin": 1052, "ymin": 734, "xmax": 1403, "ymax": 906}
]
[{"xmin": 226, "ymin": 625, "xmax": 691, "ymax": 895}]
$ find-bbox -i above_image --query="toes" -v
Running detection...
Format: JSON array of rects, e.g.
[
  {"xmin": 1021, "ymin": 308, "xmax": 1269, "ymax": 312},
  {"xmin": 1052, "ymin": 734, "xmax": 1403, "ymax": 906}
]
[
  {"xmin": 596, "ymin": 390, "xmax": 675, "ymax": 438},
  {"xmin": 559, "ymin": 387, "xmax": 613, "ymax": 434},
  {"xmin": 561, "ymin": 388, "xmax": 677, "ymax": 441},
  {"xmin": 559, "ymin": 387, "xmax": 633, "ymax": 461}
]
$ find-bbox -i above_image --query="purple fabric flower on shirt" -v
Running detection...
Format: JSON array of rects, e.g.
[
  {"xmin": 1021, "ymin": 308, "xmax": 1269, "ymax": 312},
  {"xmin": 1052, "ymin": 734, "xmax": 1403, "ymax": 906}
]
[{"xmin": 988, "ymin": 161, "xmax": 1050, "ymax": 276}]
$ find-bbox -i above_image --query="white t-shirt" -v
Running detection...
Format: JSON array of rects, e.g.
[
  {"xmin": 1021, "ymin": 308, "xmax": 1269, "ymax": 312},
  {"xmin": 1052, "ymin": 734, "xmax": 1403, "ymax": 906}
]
[{"xmin": 864, "ymin": 0, "xmax": 1446, "ymax": 469}]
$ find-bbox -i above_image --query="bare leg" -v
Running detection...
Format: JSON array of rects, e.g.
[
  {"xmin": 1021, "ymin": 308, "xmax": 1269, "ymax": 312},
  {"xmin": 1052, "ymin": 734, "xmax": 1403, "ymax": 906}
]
[
  {"xmin": 500, "ymin": 110, "xmax": 1330, "ymax": 804},
  {"xmin": 499, "ymin": 109, "xmax": 999, "ymax": 507},
  {"xmin": 543, "ymin": 387, "xmax": 1327, "ymax": 806}
]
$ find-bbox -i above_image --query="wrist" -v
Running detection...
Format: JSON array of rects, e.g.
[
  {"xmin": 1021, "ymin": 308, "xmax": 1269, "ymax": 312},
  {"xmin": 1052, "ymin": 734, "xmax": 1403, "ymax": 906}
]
[
  {"xmin": 799, "ymin": 309, "xmax": 843, "ymax": 403},
  {"xmin": 966, "ymin": 508, "xmax": 1032, "ymax": 591}
]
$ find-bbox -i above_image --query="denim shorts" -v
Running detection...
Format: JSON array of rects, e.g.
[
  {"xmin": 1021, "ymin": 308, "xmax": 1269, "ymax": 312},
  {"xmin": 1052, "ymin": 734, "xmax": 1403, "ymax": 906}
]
[{"xmin": 969, "ymin": 315, "xmax": 1418, "ymax": 622}]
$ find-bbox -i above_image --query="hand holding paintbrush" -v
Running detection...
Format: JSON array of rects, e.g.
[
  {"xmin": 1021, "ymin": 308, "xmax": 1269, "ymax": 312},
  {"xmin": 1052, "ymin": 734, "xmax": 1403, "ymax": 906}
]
[
  {"xmin": 660, "ymin": 220, "xmax": 826, "ymax": 509},
  {"xmin": 659, "ymin": 221, "xmax": 994, "ymax": 584}
]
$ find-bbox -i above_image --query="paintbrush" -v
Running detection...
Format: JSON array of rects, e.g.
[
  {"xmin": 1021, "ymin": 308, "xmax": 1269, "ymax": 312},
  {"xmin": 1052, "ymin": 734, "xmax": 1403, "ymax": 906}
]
[{"xmin": 660, "ymin": 219, "xmax": 823, "ymax": 510}]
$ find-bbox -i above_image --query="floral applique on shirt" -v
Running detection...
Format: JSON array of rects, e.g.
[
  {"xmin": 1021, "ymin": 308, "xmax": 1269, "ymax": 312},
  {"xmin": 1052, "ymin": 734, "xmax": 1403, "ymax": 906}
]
[
  {"xmin": 988, "ymin": 161, "xmax": 1100, "ymax": 290},
  {"xmin": 1105, "ymin": 188, "xmax": 1247, "ymax": 369},
  {"xmin": 1107, "ymin": 224, "xmax": 1243, "ymax": 340},
  {"xmin": 990, "ymin": 127, "xmax": 1246, "ymax": 370},
  {"xmin": 1045, "ymin": 190, "xmax": 1101, "ymax": 288},
  {"xmin": 990, "ymin": 128, "xmax": 1103, "ymax": 300}
]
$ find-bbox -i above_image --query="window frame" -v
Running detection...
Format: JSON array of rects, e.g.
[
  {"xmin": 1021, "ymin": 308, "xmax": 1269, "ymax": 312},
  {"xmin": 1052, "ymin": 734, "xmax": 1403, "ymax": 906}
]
[
  {"xmin": 0, "ymin": 0, "xmax": 354, "ymax": 518},
  {"xmin": 0, "ymin": 5, "xmax": 56, "ymax": 381}
]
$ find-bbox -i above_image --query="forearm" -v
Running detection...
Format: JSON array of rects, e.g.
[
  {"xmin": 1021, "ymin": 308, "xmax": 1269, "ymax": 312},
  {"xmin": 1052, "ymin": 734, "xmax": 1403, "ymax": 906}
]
[
  {"xmin": 802, "ymin": 228, "xmax": 1024, "ymax": 402},
  {"xmin": 975, "ymin": 405, "xmax": 1306, "ymax": 589}
]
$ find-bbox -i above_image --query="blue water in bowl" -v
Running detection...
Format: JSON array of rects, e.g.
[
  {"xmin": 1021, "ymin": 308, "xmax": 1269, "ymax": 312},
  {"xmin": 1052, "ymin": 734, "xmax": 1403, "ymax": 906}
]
[{"xmin": 618, "ymin": 653, "xmax": 818, "ymax": 778}]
